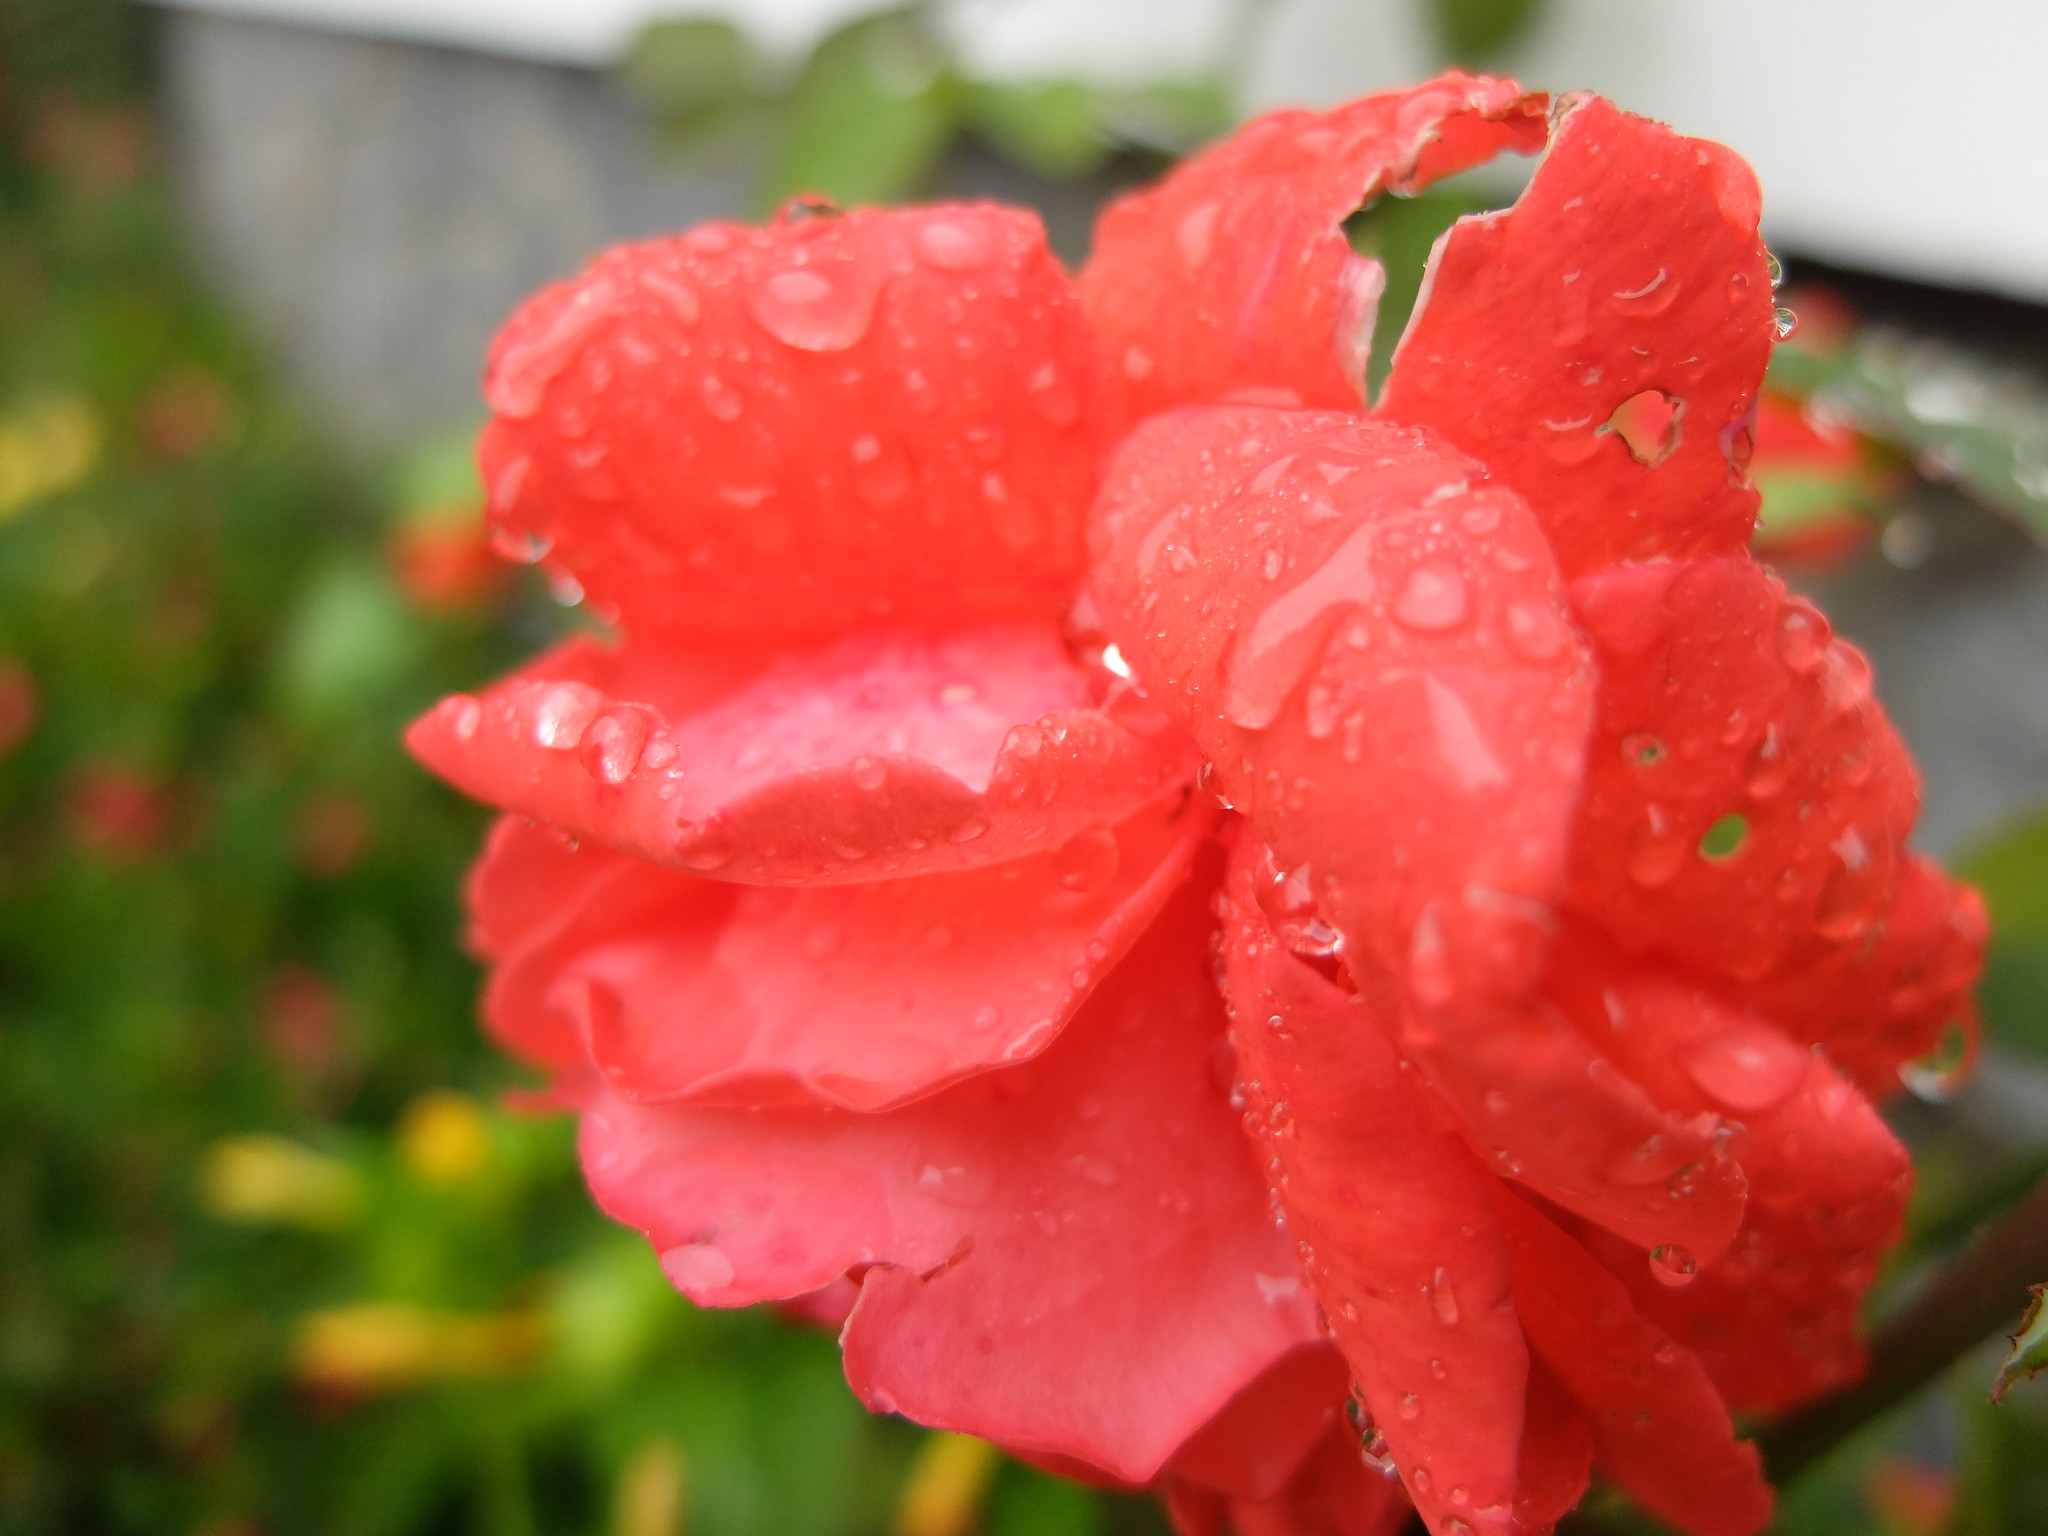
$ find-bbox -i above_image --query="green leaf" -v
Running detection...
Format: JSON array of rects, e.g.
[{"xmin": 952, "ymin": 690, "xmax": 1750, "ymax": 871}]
[
  {"xmin": 621, "ymin": 17, "xmax": 755, "ymax": 130},
  {"xmin": 1094, "ymin": 79, "xmax": 1232, "ymax": 157},
  {"xmin": 1347, "ymin": 178, "xmax": 1506, "ymax": 398},
  {"xmin": 1427, "ymin": 0, "xmax": 1549, "ymax": 60},
  {"xmin": 1956, "ymin": 806, "xmax": 2048, "ymax": 1059},
  {"xmin": 1754, "ymin": 466, "xmax": 1876, "ymax": 541},
  {"xmin": 1993, "ymin": 1285, "xmax": 2048, "ymax": 1404},
  {"xmin": 763, "ymin": 11, "xmax": 958, "ymax": 211},
  {"xmin": 1767, "ymin": 326, "xmax": 2048, "ymax": 547},
  {"xmin": 966, "ymin": 80, "xmax": 1109, "ymax": 180},
  {"xmin": 274, "ymin": 561, "xmax": 422, "ymax": 726}
]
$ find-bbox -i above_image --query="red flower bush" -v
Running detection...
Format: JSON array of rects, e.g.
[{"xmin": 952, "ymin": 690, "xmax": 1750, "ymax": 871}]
[{"xmin": 409, "ymin": 75, "xmax": 1986, "ymax": 1536}]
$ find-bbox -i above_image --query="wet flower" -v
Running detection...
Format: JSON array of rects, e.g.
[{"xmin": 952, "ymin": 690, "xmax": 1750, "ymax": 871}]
[{"xmin": 409, "ymin": 76, "xmax": 1983, "ymax": 1536}]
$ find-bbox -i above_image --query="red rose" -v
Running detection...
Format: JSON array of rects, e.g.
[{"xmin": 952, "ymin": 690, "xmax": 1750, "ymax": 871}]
[{"xmin": 409, "ymin": 75, "xmax": 1984, "ymax": 1536}]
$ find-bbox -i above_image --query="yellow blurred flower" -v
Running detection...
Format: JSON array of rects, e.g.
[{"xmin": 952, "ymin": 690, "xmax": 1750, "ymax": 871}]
[
  {"xmin": 292, "ymin": 1302, "xmax": 547, "ymax": 1393},
  {"xmin": 198, "ymin": 1134, "xmax": 363, "ymax": 1230},
  {"xmin": 396, "ymin": 1090, "xmax": 492, "ymax": 1187},
  {"xmin": 614, "ymin": 1437, "xmax": 688, "ymax": 1536},
  {"xmin": 0, "ymin": 395, "xmax": 100, "ymax": 521},
  {"xmin": 893, "ymin": 1433, "xmax": 999, "ymax": 1536}
]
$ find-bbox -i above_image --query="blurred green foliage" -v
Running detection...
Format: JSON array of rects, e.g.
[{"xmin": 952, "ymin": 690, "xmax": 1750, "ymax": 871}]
[{"xmin": 621, "ymin": 6, "xmax": 1228, "ymax": 212}]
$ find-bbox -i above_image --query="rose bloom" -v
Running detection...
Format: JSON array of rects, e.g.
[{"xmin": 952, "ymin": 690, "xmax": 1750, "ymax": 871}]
[{"xmin": 409, "ymin": 76, "xmax": 1985, "ymax": 1536}]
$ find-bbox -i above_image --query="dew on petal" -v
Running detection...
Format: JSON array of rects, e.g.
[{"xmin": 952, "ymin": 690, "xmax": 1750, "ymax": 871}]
[
  {"xmin": 745, "ymin": 263, "xmax": 882, "ymax": 351},
  {"xmin": 578, "ymin": 707, "xmax": 653, "ymax": 784},
  {"xmin": 1649, "ymin": 1244, "xmax": 1699, "ymax": 1287},
  {"xmin": 1393, "ymin": 564, "xmax": 1468, "ymax": 631}
]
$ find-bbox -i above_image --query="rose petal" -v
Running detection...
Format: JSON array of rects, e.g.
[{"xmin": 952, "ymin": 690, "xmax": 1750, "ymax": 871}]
[
  {"xmin": 1091, "ymin": 407, "xmax": 1744, "ymax": 1261},
  {"xmin": 1723, "ymin": 854, "xmax": 1985, "ymax": 1099},
  {"xmin": 1516, "ymin": 1360, "xmax": 1595, "ymax": 1534},
  {"xmin": 1493, "ymin": 1192, "xmax": 1773, "ymax": 1536},
  {"xmin": 1547, "ymin": 929, "xmax": 1913, "ymax": 1410},
  {"xmin": 1082, "ymin": 73, "xmax": 1545, "ymax": 416},
  {"xmin": 582, "ymin": 874, "xmax": 1320, "ymax": 1482},
  {"xmin": 1224, "ymin": 829, "xmax": 1528, "ymax": 1536},
  {"xmin": 1165, "ymin": 1343, "xmax": 1350, "ymax": 1503},
  {"xmin": 1377, "ymin": 94, "xmax": 1775, "ymax": 574},
  {"xmin": 480, "ymin": 203, "xmax": 1114, "ymax": 637},
  {"xmin": 408, "ymin": 624, "xmax": 1196, "ymax": 885},
  {"xmin": 1207, "ymin": 1420, "xmax": 1418, "ymax": 1536},
  {"xmin": 1566, "ymin": 557, "xmax": 1920, "ymax": 984},
  {"xmin": 465, "ymin": 793, "xmax": 1207, "ymax": 1110}
]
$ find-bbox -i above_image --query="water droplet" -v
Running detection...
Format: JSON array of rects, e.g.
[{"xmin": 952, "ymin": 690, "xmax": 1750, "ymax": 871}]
[
  {"xmin": 700, "ymin": 374, "xmax": 743, "ymax": 422},
  {"xmin": 1394, "ymin": 564, "xmax": 1468, "ymax": 631},
  {"xmin": 661, "ymin": 1242, "xmax": 735, "ymax": 1293},
  {"xmin": 1396, "ymin": 1393, "xmax": 1421, "ymax": 1421},
  {"xmin": 487, "ymin": 278, "xmax": 623, "ymax": 419},
  {"xmin": 1626, "ymin": 809, "xmax": 1685, "ymax": 887},
  {"xmin": 745, "ymin": 262, "xmax": 882, "ymax": 351},
  {"xmin": 848, "ymin": 756, "xmax": 887, "ymax": 792},
  {"xmin": 578, "ymin": 707, "xmax": 653, "ymax": 784},
  {"xmin": 1221, "ymin": 521, "xmax": 1380, "ymax": 730},
  {"xmin": 1052, "ymin": 825, "xmax": 1120, "ymax": 894},
  {"xmin": 1429, "ymin": 1267, "xmax": 1461, "ymax": 1326},
  {"xmin": 1899, "ymin": 1020, "xmax": 1970, "ymax": 1102},
  {"xmin": 1502, "ymin": 600, "xmax": 1566, "ymax": 662},
  {"xmin": 1425, "ymin": 676, "xmax": 1508, "ymax": 792},
  {"xmin": 917, "ymin": 218, "xmax": 993, "ymax": 271},
  {"xmin": 531, "ymin": 682, "xmax": 604, "ymax": 750},
  {"xmin": 1411, "ymin": 1467, "xmax": 1433, "ymax": 1495},
  {"xmin": 1177, "ymin": 201, "xmax": 1219, "ymax": 269},
  {"xmin": 638, "ymin": 269, "xmax": 701, "ymax": 324},
  {"xmin": 490, "ymin": 526, "xmax": 554, "ymax": 564},
  {"xmin": 548, "ymin": 568, "xmax": 586, "ymax": 606},
  {"xmin": 1814, "ymin": 848, "xmax": 1883, "ymax": 940},
  {"xmin": 1649, "ymin": 1244, "xmax": 1699, "ymax": 1287},
  {"xmin": 1774, "ymin": 306, "xmax": 1800, "ymax": 341},
  {"xmin": 1026, "ymin": 362, "xmax": 1080, "ymax": 426},
  {"xmin": 1429, "ymin": 1358, "xmax": 1447, "ymax": 1381},
  {"xmin": 443, "ymin": 694, "xmax": 482, "ymax": 741},
  {"xmin": 1744, "ymin": 723, "xmax": 1789, "ymax": 798},
  {"xmin": 1611, "ymin": 267, "xmax": 1675, "ymax": 315},
  {"xmin": 1765, "ymin": 250, "xmax": 1785, "ymax": 288},
  {"xmin": 1684, "ymin": 1025, "xmax": 1808, "ymax": 1112},
  {"xmin": 848, "ymin": 433, "xmax": 910, "ymax": 505},
  {"xmin": 968, "ymin": 1004, "xmax": 1002, "ymax": 1034},
  {"xmin": 1408, "ymin": 907, "xmax": 1455, "ymax": 1007},
  {"xmin": 1776, "ymin": 599, "xmax": 1829, "ymax": 675},
  {"xmin": 947, "ymin": 819, "xmax": 988, "ymax": 844},
  {"xmin": 1698, "ymin": 813, "xmax": 1748, "ymax": 862}
]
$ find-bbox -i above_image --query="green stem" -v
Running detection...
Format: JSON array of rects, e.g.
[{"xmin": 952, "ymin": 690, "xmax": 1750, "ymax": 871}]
[{"xmin": 1759, "ymin": 1166, "xmax": 2048, "ymax": 1483}]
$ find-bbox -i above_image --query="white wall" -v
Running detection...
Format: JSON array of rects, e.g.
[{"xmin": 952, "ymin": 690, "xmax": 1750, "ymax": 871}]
[{"xmin": 153, "ymin": 0, "xmax": 2048, "ymax": 300}]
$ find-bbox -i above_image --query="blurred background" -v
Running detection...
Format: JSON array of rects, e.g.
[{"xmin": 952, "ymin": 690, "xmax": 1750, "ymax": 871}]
[{"xmin": 2, "ymin": 0, "xmax": 2047, "ymax": 1532}]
